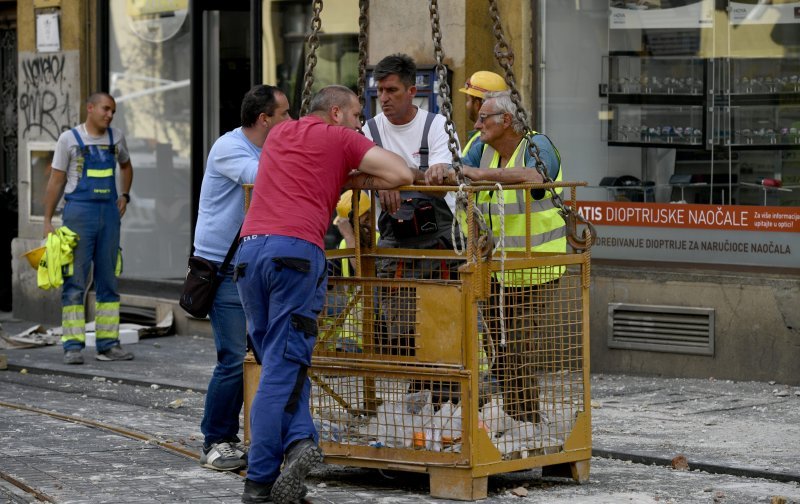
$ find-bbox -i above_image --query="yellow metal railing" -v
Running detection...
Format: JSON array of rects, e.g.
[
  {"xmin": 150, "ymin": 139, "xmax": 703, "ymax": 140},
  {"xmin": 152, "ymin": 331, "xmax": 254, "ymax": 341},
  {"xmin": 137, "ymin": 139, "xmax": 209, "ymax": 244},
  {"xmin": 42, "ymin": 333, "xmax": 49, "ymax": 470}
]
[{"xmin": 242, "ymin": 182, "xmax": 592, "ymax": 500}]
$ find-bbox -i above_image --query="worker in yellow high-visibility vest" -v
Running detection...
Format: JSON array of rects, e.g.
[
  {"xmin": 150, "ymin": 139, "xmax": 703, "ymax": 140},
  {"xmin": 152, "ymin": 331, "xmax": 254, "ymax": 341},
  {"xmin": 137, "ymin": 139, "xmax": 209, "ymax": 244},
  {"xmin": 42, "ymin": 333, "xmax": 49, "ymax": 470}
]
[
  {"xmin": 455, "ymin": 71, "xmax": 508, "ymax": 238},
  {"xmin": 457, "ymin": 71, "xmax": 508, "ymax": 156},
  {"xmin": 425, "ymin": 90, "xmax": 565, "ymax": 423}
]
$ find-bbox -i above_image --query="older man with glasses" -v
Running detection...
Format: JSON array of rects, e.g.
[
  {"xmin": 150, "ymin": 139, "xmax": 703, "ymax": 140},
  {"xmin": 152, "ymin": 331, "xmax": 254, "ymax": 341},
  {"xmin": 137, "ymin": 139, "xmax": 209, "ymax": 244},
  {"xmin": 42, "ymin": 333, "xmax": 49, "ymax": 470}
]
[
  {"xmin": 458, "ymin": 70, "xmax": 508, "ymax": 155},
  {"xmin": 425, "ymin": 90, "xmax": 566, "ymax": 423}
]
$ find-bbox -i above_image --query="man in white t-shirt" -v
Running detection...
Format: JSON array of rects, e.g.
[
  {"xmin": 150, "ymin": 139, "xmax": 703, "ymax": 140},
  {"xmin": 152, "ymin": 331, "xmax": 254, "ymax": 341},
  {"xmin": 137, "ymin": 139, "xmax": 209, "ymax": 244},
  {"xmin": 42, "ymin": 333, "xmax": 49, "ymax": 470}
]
[
  {"xmin": 363, "ymin": 54, "xmax": 460, "ymax": 400},
  {"xmin": 43, "ymin": 92, "xmax": 134, "ymax": 365}
]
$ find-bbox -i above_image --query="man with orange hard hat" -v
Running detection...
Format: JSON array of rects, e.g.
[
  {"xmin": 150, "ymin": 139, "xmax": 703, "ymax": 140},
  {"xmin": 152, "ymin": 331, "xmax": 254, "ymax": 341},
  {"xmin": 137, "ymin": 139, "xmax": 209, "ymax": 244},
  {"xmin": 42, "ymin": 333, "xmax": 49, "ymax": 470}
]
[{"xmin": 458, "ymin": 70, "xmax": 508, "ymax": 155}]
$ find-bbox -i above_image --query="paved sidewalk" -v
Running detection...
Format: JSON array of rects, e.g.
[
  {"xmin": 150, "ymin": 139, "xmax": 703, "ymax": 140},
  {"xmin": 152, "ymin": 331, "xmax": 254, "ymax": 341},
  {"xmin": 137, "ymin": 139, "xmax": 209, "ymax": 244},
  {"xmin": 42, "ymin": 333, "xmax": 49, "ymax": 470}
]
[{"xmin": 2, "ymin": 314, "xmax": 800, "ymax": 502}]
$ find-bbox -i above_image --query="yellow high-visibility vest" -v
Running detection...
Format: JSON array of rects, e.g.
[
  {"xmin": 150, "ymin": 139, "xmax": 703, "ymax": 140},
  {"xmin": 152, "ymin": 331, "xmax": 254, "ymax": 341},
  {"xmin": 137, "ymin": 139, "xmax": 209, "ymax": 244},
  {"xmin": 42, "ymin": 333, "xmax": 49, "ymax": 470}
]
[
  {"xmin": 38, "ymin": 226, "xmax": 78, "ymax": 290},
  {"xmin": 476, "ymin": 135, "xmax": 566, "ymax": 285}
]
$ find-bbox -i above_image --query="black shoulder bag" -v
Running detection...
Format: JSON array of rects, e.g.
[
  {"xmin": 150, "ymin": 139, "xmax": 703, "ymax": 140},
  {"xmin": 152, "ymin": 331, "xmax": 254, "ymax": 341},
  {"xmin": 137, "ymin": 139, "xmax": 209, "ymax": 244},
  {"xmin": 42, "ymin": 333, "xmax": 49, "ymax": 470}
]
[{"xmin": 179, "ymin": 226, "xmax": 241, "ymax": 318}]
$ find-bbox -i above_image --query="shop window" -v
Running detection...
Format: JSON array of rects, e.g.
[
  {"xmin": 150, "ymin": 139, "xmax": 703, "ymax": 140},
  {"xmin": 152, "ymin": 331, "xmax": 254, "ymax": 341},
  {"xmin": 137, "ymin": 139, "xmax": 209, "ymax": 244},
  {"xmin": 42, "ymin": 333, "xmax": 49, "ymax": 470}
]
[
  {"xmin": 108, "ymin": 0, "xmax": 191, "ymax": 279},
  {"xmin": 543, "ymin": 1, "xmax": 799, "ymax": 268},
  {"xmin": 25, "ymin": 141, "xmax": 55, "ymax": 220},
  {"xmin": 262, "ymin": 0, "xmax": 359, "ymax": 117}
]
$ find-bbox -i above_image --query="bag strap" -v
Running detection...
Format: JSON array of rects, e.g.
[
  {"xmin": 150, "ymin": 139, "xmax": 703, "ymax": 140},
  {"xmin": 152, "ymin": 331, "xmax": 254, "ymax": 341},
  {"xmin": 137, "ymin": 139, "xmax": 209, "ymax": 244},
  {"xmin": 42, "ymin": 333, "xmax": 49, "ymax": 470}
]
[{"xmin": 219, "ymin": 224, "xmax": 242, "ymax": 276}]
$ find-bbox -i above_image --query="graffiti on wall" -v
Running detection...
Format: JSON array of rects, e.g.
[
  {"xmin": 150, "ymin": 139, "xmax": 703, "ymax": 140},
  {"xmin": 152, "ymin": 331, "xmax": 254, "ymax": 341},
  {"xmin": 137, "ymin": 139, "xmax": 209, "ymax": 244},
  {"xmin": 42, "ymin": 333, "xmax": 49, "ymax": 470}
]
[{"xmin": 18, "ymin": 51, "xmax": 79, "ymax": 142}]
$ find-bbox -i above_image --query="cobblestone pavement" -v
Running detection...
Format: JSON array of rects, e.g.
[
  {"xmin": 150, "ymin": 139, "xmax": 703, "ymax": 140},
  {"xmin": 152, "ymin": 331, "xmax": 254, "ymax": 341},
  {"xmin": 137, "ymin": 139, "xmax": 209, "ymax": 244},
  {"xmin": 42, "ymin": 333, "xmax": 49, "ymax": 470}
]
[
  {"xmin": 1, "ymin": 317, "xmax": 800, "ymax": 503},
  {"xmin": 591, "ymin": 374, "xmax": 800, "ymax": 481}
]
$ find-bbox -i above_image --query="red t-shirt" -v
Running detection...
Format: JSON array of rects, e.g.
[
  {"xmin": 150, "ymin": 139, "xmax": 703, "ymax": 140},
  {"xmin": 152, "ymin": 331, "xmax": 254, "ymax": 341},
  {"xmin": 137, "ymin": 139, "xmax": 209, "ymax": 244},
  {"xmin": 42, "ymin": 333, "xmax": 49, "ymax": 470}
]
[{"xmin": 242, "ymin": 115, "xmax": 375, "ymax": 249}]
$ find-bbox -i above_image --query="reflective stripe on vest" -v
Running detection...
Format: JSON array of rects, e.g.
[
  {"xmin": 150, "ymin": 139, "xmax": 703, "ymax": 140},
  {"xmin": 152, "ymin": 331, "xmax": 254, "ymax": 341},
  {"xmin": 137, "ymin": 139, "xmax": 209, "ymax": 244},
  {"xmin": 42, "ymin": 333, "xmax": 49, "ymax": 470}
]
[
  {"xmin": 477, "ymin": 136, "xmax": 566, "ymax": 284},
  {"xmin": 87, "ymin": 168, "xmax": 114, "ymax": 178}
]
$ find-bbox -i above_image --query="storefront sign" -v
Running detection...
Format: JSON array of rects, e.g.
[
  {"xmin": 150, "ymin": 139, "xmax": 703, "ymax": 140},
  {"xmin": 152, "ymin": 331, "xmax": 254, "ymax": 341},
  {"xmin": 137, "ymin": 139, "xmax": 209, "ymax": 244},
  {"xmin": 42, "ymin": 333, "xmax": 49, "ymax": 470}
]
[
  {"xmin": 575, "ymin": 201, "xmax": 799, "ymax": 267},
  {"xmin": 729, "ymin": 1, "xmax": 800, "ymax": 25},
  {"xmin": 609, "ymin": 0, "xmax": 714, "ymax": 29},
  {"xmin": 576, "ymin": 201, "xmax": 800, "ymax": 233}
]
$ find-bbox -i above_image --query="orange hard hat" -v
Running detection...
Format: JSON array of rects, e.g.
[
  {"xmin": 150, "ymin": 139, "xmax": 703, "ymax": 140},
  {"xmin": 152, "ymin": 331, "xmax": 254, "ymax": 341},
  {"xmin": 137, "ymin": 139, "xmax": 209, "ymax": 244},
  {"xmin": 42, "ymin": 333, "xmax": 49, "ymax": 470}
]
[{"xmin": 458, "ymin": 71, "xmax": 508, "ymax": 99}]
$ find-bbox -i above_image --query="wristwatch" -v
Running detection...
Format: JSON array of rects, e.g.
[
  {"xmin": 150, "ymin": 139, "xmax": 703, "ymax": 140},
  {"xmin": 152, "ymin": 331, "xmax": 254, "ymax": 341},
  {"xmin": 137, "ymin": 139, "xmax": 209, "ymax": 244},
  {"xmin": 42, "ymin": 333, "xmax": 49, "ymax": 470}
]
[{"xmin": 122, "ymin": 193, "xmax": 131, "ymax": 203}]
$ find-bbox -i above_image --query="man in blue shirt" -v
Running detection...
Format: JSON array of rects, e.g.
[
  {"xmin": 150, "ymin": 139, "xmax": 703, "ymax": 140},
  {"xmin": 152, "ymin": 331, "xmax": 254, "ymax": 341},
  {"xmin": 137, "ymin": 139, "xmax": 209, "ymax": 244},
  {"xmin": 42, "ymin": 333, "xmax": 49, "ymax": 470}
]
[{"xmin": 194, "ymin": 85, "xmax": 291, "ymax": 472}]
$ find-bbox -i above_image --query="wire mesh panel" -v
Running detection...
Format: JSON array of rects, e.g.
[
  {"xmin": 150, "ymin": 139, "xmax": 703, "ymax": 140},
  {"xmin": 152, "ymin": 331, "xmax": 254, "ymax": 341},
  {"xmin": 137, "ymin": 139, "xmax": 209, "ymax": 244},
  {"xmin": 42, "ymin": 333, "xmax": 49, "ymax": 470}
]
[
  {"xmin": 318, "ymin": 268, "xmax": 464, "ymax": 364},
  {"xmin": 310, "ymin": 369, "xmax": 466, "ymax": 455},
  {"xmin": 309, "ymin": 250, "xmax": 589, "ymax": 464},
  {"xmin": 243, "ymin": 182, "xmax": 592, "ymax": 499},
  {"xmin": 479, "ymin": 260, "xmax": 585, "ymax": 458}
]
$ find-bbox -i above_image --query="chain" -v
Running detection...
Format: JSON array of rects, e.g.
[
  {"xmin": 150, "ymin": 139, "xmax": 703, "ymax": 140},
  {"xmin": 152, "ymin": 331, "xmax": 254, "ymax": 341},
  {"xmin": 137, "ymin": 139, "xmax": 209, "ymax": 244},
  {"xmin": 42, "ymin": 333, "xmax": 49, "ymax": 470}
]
[
  {"xmin": 428, "ymin": 0, "xmax": 464, "ymax": 185},
  {"xmin": 429, "ymin": 0, "xmax": 479, "ymax": 259},
  {"xmin": 488, "ymin": 0, "xmax": 596, "ymax": 251},
  {"xmin": 451, "ymin": 184, "xmax": 468, "ymax": 256},
  {"xmin": 299, "ymin": 0, "xmax": 324, "ymax": 117},
  {"xmin": 488, "ymin": 0, "xmax": 528, "ymax": 130},
  {"xmin": 357, "ymin": 0, "xmax": 369, "ymax": 121},
  {"xmin": 494, "ymin": 183, "xmax": 506, "ymax": 346}
]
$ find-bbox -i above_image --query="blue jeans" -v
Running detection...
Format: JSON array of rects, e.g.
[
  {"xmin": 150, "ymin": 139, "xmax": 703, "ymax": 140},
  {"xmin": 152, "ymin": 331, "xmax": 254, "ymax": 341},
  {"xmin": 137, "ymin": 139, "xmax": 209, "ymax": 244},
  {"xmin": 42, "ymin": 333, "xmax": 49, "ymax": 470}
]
[
  {"xmin": 61, "ymin": 200, "xmax": 120, "ymax": 352},
  {"xmin": 235, "ymin": 235, "xmax": 327, "ymax": 484},
  {"xmin": 201, "ymin": 265, "xmax": 247, "ymax": 447}
]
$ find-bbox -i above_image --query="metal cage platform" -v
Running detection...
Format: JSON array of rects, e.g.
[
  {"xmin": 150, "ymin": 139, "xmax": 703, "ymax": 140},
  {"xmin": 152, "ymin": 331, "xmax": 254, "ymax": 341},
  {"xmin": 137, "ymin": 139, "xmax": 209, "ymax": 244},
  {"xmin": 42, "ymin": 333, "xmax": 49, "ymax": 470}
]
[{"xmin": 242, "ymin": 183, "xmax": 592, "ymax": 500}]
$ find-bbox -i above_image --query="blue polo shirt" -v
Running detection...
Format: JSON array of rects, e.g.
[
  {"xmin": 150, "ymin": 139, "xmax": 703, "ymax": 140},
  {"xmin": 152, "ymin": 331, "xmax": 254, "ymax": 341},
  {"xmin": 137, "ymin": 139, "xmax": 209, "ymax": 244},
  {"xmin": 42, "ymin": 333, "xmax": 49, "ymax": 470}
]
[{"xmin": 194, "ymin": 127, "xmax": 262, "ymax": 262}]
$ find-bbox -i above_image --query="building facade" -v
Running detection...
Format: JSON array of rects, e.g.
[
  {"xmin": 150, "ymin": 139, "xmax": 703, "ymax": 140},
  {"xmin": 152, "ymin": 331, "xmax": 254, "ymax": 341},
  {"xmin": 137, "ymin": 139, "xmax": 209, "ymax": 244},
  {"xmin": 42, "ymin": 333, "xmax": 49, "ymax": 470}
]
[{"xmin": 8, "ymin": 0, "xmax": 799, "ymax": 383}]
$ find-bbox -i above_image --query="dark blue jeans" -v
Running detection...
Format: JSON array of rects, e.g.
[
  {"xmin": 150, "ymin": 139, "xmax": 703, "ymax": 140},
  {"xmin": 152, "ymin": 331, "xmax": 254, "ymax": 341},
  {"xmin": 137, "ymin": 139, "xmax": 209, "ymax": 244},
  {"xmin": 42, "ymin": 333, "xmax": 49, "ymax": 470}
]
[{"xmin": 201, "ymin": 266, "xmax": 247, "ymax": 447}]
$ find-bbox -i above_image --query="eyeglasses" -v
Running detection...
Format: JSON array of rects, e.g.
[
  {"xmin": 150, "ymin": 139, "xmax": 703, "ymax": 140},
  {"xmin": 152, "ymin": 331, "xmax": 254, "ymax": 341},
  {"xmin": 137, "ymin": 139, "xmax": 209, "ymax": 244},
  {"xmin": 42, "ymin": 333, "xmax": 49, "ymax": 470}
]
[{"xmin": 476, "ymin": 111, "xmax": 505, "ymax": 123}]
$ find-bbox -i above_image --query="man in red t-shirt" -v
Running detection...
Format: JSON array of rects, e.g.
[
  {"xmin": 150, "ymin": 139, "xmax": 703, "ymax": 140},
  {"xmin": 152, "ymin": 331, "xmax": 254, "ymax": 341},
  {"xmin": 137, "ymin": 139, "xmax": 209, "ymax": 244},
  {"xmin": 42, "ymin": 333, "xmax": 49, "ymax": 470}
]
[{"xmin": 237, "ymin": 85, "xmax": 412, "ymax": 504}]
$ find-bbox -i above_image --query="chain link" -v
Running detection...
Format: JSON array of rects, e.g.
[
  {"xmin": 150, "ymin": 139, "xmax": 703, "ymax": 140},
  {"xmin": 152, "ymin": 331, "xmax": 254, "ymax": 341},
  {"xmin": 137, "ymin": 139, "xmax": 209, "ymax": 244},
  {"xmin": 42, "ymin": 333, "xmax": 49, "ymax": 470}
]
[
  {"xmin": 428, "ymin": 0, "xmax": 464, "ymax": 185},
  {"xmin": 299, "ymin": 0, "xmax": 324, "ymax": 117},
  {"xmin": 487, "ymin": 0, "xmax": 596, "ymax": 251},
  {"xmin": 357, "ymin": 0, "xmax": 369, "ymax": 121},
  {"xmin": 429, "ymin": 0, "xmax": 484, "ymax": 260}
]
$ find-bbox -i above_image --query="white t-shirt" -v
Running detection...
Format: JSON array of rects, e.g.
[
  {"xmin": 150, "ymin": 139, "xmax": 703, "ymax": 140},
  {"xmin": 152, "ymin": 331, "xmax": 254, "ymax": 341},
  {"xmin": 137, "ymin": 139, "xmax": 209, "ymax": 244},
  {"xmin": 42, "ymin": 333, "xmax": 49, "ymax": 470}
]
[
  {"xmin": 51, "ymin": 124, "xmax": 130, "ymax": 195},
  {"xmin": 364, "ymin": 107, "xmax": 459, "ymax": 214},
  {"xmin": 364, "ymin": 107, "xmax": 456, "ymax": 168}
]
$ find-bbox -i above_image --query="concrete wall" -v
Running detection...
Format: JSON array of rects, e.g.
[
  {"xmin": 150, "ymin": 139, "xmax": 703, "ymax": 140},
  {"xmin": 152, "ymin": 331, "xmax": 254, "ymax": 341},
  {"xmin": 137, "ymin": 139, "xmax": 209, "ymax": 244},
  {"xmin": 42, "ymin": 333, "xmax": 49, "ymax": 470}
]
[
  {"xmin": 590, "ymin": 264, "xmax": 800, "ymax": 385},
  {"xmin": 13, "ymin": 0, "xmax": 87, "ymax": 323},
  {"xmin": 11, "ymin": 237, "xmax": 60, "ymax": 324}
]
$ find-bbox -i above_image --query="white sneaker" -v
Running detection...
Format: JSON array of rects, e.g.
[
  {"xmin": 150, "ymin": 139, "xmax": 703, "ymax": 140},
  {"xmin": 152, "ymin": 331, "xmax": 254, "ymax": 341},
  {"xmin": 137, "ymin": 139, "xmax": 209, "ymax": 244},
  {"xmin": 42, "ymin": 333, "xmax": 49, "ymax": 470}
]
[{"xmin": 200, "ymin": 442, "xmax": 246, "ymax": 471}]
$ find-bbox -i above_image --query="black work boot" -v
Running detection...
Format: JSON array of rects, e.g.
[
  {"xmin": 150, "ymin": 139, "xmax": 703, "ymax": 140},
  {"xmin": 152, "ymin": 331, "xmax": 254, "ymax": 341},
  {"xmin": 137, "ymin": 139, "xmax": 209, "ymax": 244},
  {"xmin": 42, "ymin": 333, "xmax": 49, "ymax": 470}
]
[
  {"xmin": 242, "ymin": 478, "xmax": 273, "ymax": 503},
  {"xmin": 270, "ymin": 439, "xmax": 322, "ymax": 504}
]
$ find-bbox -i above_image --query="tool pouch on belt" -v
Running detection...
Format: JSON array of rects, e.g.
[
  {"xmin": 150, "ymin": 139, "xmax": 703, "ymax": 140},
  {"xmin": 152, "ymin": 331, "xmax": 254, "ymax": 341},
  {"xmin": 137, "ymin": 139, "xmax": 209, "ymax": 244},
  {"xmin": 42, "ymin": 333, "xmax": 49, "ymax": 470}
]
[{"xmin": 389, "ymin": 198, "xmax": 439, "ymax": 240}]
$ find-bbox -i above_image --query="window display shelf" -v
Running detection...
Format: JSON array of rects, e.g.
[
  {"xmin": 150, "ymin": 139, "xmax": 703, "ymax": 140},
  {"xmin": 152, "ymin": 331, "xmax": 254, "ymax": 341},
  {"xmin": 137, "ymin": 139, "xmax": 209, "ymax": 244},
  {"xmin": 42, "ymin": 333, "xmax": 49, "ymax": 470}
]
[
  {"xmin": 602, "ymin": 55, "xmax": 709, "ymax": 149},
  {"xmin": 602, "ymin": 54, "xmax": 706, "ymax": 97},
  {"xmin": 603, "ymin": 103, "xmax": 706, "ymax": 148},
  {"xmin": 727, "ymin": 57, "xmax": 800, "ymax": 96},
  {"xmin": 723, "ymin": 104, "xmax": 800, "ymax": 148}
]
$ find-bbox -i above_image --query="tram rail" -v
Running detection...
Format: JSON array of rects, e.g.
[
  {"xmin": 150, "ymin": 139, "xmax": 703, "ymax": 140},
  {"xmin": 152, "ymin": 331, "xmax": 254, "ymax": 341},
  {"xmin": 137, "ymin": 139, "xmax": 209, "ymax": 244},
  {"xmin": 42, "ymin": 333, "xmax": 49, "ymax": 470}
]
[{"xmin": 0, "ymin": 397, "xmax": 243, "ymax": 502}]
